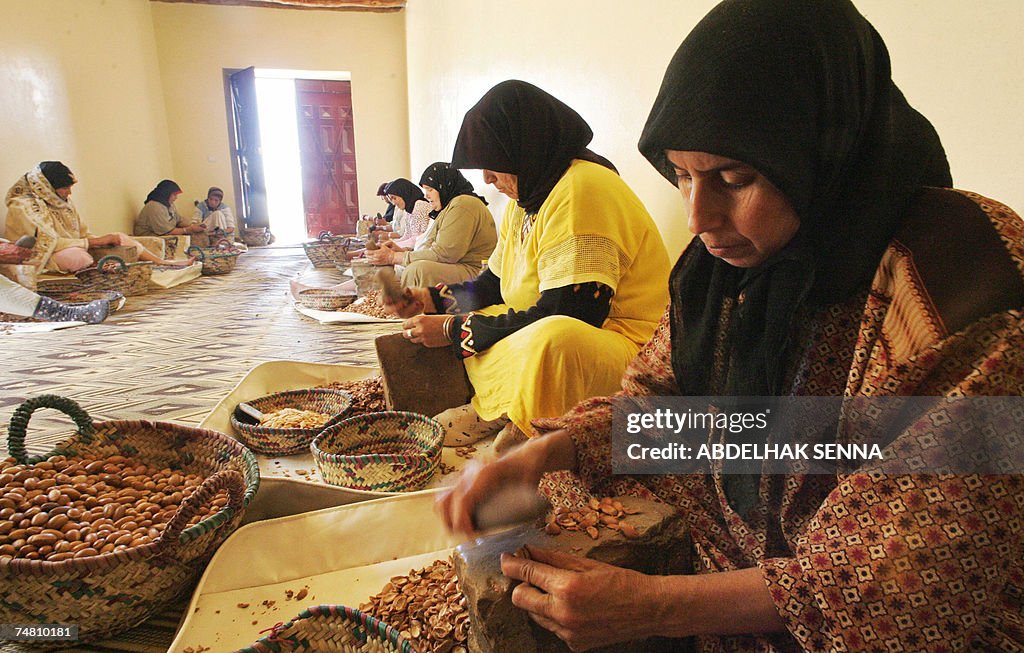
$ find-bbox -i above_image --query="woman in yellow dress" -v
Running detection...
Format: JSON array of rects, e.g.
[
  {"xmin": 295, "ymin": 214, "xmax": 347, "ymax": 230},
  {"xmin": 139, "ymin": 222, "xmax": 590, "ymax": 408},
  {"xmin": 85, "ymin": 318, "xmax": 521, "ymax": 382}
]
[{"xmin": 390, "ymin": 80, "xmax": 670, "ymax": 445}]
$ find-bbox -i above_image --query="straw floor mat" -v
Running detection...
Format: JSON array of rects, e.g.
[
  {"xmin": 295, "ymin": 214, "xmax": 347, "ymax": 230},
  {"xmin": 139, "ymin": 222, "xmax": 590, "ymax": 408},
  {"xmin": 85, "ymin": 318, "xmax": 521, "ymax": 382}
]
[{"xmin": 0, "ymin": 247, "xmax": 398, "ymax": 652}]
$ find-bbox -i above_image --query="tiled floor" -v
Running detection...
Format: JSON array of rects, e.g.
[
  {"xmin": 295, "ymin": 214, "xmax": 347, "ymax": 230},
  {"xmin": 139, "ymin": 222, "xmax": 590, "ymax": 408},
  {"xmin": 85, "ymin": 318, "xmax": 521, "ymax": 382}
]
[{"xmin": 0, "ymin": 247, "xmax": 399, "ymax": 652}]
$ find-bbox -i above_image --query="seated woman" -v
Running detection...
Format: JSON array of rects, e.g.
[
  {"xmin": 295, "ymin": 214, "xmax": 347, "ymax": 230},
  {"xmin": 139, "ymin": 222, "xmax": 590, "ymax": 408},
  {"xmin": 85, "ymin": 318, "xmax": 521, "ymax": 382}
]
[
  {"xmin": 0, "ymin": 238, "xmax": 119, "ymax": 323},
  {"xmin": 439, "ymin": 1, "xmax": 1024, "ymax": 651},
  {"xmin": 367, "ymin": 162, "xmax": 497, "ymax": 289},
  {"xmin": 190, "ymin": 186, "xmax": 236, "ymax": 242},
  {"xmin": 134, "ymin": 179, "xmax": 205, "ymax": 240},
  {"xmin": 5, "ymin": 162, "xmax": 187, "ymax": 272},
  {"xmin": 377, "ymin": 181, "xmax": 397, "ymax": 224},
  {"xmin": 387, "ymin": 82, "xmax": 670, "ymax": 446},
  {"xmin": 383, "ymin": 178, "xmax": 432, "ymax": 250}
]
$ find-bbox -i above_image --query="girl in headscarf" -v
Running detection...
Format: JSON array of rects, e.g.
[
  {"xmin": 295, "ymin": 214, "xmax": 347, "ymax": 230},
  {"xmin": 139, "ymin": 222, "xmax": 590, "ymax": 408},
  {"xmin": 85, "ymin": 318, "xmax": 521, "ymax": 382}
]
[
  {"xmin": 367, "ymin": 162, "xmax": 496, "ymax": 289},
  {"xmin": 437, "ymin": 1, "xmax": 1024, "ymax": 650},
  {"xmin": 388, "ymin": 82, "xmax": 670, "ymax": 447},
  {"xmin": 376, "ymin": 181, "xmax": 397, "ymax": 224},
  {"xmin": 383, "ymin": 178, "xmax": 432, "ymax": 250}
]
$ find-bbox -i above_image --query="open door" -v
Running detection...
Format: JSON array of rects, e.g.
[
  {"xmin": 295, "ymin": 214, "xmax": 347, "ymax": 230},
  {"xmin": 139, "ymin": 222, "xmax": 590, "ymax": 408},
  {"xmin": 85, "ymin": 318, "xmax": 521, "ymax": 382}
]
[{"xmin": 228, "ymin": 67, "xmax": 269, "ymax": 229}]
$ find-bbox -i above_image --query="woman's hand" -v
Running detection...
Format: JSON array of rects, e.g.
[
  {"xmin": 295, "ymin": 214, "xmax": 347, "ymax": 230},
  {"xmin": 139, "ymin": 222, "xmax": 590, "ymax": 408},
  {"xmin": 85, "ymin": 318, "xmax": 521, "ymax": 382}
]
[
  {"xmin": 0, "ymin": 243, "xmax": 34, "ymax": 264},
  {"xmin": 366, "ymin": 247, "xmax": 399, "ymax": 265},
  {"xmin": 381, "ymin": 286, "xmax": 434, "ymax": 317},
  {"xmin": 501, "ymin": 546, "xmax": 668, "ymax": 651},
  {"xmin": 402, "ymin": 314, "xmax": 452, "ymax": 347}
]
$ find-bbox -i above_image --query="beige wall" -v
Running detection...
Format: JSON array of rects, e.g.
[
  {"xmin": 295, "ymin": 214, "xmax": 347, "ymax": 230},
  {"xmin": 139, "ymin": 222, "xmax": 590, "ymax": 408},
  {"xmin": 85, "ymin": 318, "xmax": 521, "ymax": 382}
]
[
  {"xmin": 0, "ymin": 0, "xmax": 173, "ymax": 237},
  {"xmin": 149, "ymin": 2, "xmax": 409, "ymax": 223},
  {"xmin": 405, "ymin": 0, "xmax": 1024, "ymax": 262}
]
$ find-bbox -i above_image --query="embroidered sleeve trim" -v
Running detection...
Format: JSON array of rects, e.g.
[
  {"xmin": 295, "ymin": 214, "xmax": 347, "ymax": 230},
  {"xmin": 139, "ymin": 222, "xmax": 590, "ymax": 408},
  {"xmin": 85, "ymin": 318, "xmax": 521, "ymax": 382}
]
[
  {"xmin": 434, "ymin": 283, "xmax": 459, "ymax": 314},
  {"xmin": 458, "ymin": 313, "xmax": 477, "ymax": 358}
]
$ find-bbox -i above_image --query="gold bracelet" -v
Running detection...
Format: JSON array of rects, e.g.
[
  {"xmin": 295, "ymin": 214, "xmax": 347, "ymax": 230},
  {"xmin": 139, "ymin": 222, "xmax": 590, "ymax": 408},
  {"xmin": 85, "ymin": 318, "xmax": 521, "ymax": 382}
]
[{"xmin": 441, "ymin": 314, "xmax": 455, "ymax": 344}]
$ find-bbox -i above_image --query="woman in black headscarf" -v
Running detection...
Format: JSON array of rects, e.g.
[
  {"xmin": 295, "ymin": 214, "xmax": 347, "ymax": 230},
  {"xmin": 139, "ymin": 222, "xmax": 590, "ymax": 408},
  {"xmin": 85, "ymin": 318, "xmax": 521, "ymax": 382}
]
[
  {"xmin": 134, "ymin": 179, "xmax": 203, "ymax": 238},
  {"xmin": 387, "ymin": 82, "xmax": 670, "ymax": 448},
  {"xmin": 381, "ymin": 178, "xmax": 432, "ymax": 249},
  {"xmin": 438, "ymin": 1, "xmax": 1024, "ymax": 650},
  {"xmin": 367, "ymin": 163, "xmax": 496, "ymax": 288}
]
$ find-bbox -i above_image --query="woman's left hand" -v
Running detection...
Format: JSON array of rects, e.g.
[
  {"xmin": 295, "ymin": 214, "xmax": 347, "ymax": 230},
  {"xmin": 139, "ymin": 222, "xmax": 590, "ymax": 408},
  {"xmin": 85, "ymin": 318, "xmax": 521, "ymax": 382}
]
[
  {"xmin": 402, "ymin": 314, "xmax": 452, "ymax": 347},
  {"xmin": 0, "ymin": 243, "xmax": 34, "ymax": 264},
  {"xmin": 501, "ymin": 546, "xmax": 663, "ymax": 652},
  {"xmin": 366, "ymin": 248, "xmax": 399, "ymax": 265}
]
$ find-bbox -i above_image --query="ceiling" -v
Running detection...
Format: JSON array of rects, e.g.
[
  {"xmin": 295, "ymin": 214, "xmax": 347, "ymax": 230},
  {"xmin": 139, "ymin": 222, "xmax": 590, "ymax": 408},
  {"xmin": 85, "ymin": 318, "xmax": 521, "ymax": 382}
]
[{"xmin": 151, "ymin": 0, "xmax": 405, "ymax": 11}]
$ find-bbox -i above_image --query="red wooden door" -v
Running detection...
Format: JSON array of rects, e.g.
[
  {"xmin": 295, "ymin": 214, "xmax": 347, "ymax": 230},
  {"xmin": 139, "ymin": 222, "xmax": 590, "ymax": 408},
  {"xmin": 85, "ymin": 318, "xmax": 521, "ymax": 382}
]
[{"xmin": 295, "ymin": 80, "xmax": 359, "ymax": 236}]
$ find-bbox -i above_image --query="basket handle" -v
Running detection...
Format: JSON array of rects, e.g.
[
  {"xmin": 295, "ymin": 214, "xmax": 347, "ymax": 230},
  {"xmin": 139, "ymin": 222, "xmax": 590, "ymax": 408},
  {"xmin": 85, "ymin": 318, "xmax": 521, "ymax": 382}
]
[
  {"xmin": 94, "ymin": 255, "xmax": 127, "ymax": 273},
  {"xmin": 318, "ymin": 230, "xmax": 333, "ymax": 242},
  {"xmin": 6, "ymin": 394, "xmax": 95, "ymax": 464},
  {"xmin": 186, "ymin": 245, "xmax": 207, "ymax": 261},
  {"xmin": 157, "ymin": 469, "xmax": 246, "ymax": 551},
  {"xmin": 214, "ymin": 239, "xmax": 233, "ymax": 249}
]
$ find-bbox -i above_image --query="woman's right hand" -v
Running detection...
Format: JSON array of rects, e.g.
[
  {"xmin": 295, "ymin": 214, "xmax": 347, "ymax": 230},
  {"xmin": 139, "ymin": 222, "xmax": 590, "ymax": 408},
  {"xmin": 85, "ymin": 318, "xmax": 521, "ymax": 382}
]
[
  {"xmin": 381, "ymin": 285, "xmax": 434, "ymax": 317},
  {"xmin": 437, "ymin": 454, "xmax": 542, "ymax": 537}
]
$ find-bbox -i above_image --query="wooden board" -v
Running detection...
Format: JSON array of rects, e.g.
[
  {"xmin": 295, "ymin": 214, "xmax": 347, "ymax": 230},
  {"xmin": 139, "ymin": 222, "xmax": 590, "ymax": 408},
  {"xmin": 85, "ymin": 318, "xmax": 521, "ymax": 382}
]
[{"xmin": 374, "ymin": 333, "xmax": 473, "ymax": 417}]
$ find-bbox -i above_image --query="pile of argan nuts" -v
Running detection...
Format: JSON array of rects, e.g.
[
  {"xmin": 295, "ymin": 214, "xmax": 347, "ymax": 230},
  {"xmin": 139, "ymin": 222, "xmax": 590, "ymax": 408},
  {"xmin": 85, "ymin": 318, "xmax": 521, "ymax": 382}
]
[
  {"xmin": 359, "ymin": 556, "xmax": 468, "ymax": 653},
  {"xmin": 322, "ymin": 376, "xmax": 387, "ymax": 416},
  {"xmin": 544, "ymin": 496, "xmax": 641, "ymax": 539},
  {"xmin": 342, "ymin": 290, "xmax": 394, "ymax": 319},
  {"xmin": 0, "ymin": 454, "xmax": 228, "ymax": 563}
]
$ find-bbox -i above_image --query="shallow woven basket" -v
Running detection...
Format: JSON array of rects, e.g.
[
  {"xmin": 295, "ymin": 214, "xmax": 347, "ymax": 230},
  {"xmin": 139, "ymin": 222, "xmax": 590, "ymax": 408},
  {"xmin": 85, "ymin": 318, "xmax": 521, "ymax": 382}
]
[
  {"xmin": 0, "ymin": 395, "xmax": 260, "ymax": 643},
  {"xmin": 187, "ymin": 244, "xmax": 242, "ymax": 275},
  {"xmin": 75, "ymin": 255, "xmax": 153, "ymax": 296},
  {"xmin": 236, "ymin": 605, "xmax": 413, "ymax": 653},
  {"xmin": 297, "ymin": 288, "xmax": 357, "ymax": 312},
  {"xmin": 230, "ymin": 388, "xmax": 354, "ymax": 456},
  {"xmin": 311, "ymin": 411, "xmax": 443, "ymax": 493},
  {"xmin": 303, "ymin": 233, "xmax": 356, "ymax": 268}
]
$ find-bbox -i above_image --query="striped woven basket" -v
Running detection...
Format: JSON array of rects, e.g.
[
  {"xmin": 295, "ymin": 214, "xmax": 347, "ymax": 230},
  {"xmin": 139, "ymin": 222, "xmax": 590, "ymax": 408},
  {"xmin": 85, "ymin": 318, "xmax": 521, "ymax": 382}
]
[
  {"xmin": 236, "ymin": 605, "xmax": 413, "ymax": 653},
  {"xmin": 231, "ymin": 388, "xmax": 354, "ymax": 456},
  {"xmin": 311, "ymin": 412, "xmax": 443, "ymax": 493},
  {"xmin": 0, "ymin": 395, "xmax": 260, "ymax": 643},
  {"xmin": 303, "ymin": 233, "xmax": 357, "ymax": 268},
  {"xmin": 75, "ymin": 255, "xmax": 153, "ymax": 296},
  {"xmin": 297, "ymin": 288, "xmax": 357, "ymax": 312},
  {"xmin": 187, "ymin": 244, "xmax": 242, "ymax": 275}
]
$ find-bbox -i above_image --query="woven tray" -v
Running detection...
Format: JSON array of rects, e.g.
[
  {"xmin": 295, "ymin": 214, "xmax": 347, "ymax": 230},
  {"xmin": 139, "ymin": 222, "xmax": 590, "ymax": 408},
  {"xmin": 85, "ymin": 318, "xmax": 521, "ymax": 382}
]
[
  {"xmin": 75, "ymin": 255, "xmax": 153, "ymax": 296},
  {"xmin": 236, "ymin": 604, "xmax": 413, "ymax": 653},
  {"xmin": 297, "ymin": 288, "xmax": 357, "ymax": 312},
  {"xmin": 311, "ymin": 412, "xmax": 443, "ymax": 492},
  {"xmin": 230, "ymin": 388, "xmax": 354, "ymax": 456},
  {"xmin": 0, "ymin": 395, "xmax": 260, "ymax": 643}
]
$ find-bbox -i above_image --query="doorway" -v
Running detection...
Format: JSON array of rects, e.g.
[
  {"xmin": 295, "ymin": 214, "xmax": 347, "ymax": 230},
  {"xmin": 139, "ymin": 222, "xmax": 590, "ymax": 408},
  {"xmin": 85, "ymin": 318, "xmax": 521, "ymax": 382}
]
[{"xmin": 226, "ymin": 69, "xmax": 360, "ymax": 245}]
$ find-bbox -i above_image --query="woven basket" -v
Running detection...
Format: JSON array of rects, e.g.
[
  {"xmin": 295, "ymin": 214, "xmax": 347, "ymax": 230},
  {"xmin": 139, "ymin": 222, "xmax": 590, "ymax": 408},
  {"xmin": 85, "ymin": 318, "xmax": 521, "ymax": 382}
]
[
  {"xmin": 75, "ymin": 255, "xmax": 153, "ymax": 296},
  {"xmin": 303, "ymin": 233, "xmax": 357, "ymax": 268},
  {"xmin": 297, "ymin": 288, "xmax": 357, "ymax": 312},
  {"xmin": 242, "ymin": 227, "xmax": 273, "ymax": 247},
  {"xmin": 187, "ymin": 244, "xmax": 242, "ymax": 275},
  {"xmin": 0, "ymin": 395, "xmax": 260, "ymax": 643},
  {"xmin": 311, "ymin": 412, "xmax": 443, "ymax": 493},
  {"xmin": 236, "ymin": 605, "xmax": 413, "ymax": 653},
  {"xmin": 231, "ymin": 388, "xmax": 354, "ymax": 456}
]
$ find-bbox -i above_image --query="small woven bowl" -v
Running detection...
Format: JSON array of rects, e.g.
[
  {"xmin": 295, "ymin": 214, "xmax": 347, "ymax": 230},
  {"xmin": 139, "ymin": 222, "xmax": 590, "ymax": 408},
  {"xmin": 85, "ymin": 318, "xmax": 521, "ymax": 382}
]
[
  {"xmin": 231, "ymin": 388, "xmax": 353, "ymax": 456},
  {"xmin": 297, "ymin": 288, "xmax": 357, "ymax": 312},
  {"xmin": 236, "ymin": 604, "xmax": 413, "ymax": 653},
  {"xmin": 311, "ymin": 411, "xmax": 443, "ymax": 493}
]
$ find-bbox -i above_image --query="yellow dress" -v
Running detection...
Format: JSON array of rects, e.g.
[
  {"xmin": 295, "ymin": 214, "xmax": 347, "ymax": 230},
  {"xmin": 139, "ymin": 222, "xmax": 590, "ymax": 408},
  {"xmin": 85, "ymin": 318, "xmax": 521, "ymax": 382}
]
[{"xmin": 463, "ymin": 160, "xmax": 670, "ymax": 435}]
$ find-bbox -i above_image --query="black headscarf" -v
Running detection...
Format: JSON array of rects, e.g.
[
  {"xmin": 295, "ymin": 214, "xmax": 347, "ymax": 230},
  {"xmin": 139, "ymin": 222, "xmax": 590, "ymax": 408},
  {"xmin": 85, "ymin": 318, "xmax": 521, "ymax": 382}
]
[
  {"xmin": 639, "ymin": 0, "xmax": 951, "ymax": 398},
  {"xmin": 39, "ymin": 161, "xmax": 75, "ymax": 190},
  {"xmin": 384, "ymin": 178, "xmax": 425, "ymax": 212},
  {"xmin": 418, "ymin": 163, "xmax": 487, "ymax": 218},
  {"xmin": 451, "ymin": 80, "xmax": 617, "ymax": 215},
  {"xmin": 145, "ymin": 179, "xmax": 182, "ymax": 207},
  {"xmin": 376, "ymin": 182, "xmax": 390, "ymax": 198}
]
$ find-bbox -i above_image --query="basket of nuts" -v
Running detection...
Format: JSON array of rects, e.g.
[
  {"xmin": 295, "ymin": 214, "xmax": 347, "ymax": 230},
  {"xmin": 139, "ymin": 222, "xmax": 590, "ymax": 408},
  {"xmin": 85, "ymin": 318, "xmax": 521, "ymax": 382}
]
[
  {"xmin": 237, "ymin": 604, "xmax": 414, "ymax": 653},
  {"xmin": 311, "ymin": 412, "xmax": 443, "ymax": 493},
  {"xmin": 230, "ymin": 388, "xmax": 354, "ymax": 456},
  {"xmin": 0, "ymin": 394, "xmax": 260, "ymax": 643}
]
